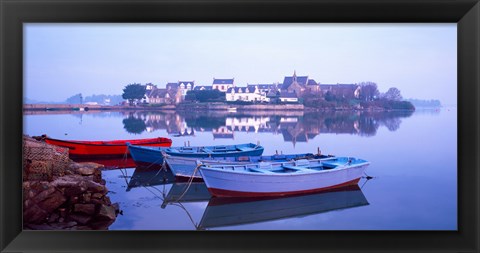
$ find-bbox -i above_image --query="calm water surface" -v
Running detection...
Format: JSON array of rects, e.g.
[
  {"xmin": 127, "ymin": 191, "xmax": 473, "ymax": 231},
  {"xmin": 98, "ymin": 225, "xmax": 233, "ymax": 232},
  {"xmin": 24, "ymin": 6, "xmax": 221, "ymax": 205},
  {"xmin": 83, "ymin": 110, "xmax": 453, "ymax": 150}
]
[{"xmin": 23, "ymin": 108, "xmax": 457, "ymax": 230}]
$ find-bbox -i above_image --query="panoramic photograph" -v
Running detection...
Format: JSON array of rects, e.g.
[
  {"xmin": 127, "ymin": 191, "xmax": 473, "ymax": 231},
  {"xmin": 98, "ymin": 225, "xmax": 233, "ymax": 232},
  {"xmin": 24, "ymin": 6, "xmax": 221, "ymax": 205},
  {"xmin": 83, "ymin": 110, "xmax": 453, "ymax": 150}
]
[{"xmin": 22, "ymin": 23, "xmax": 457, "ymax": 230}]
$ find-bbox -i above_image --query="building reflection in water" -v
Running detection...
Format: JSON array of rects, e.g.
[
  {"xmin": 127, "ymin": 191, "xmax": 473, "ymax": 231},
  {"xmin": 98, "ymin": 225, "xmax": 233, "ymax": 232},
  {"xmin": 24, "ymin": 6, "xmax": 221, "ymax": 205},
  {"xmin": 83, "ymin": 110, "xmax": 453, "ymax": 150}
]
[{"xmin": 121, "ymin": 110, "xmax": 414, "ymax": 145}]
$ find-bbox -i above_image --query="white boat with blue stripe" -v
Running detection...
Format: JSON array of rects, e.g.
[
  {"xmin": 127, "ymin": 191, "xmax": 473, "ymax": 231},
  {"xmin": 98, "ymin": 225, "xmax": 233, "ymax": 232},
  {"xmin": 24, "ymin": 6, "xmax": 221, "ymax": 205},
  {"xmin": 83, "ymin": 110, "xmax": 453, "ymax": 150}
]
[
  {"xmin": 165, "ymin": 153, "xmax": 334, "ymax": 181},
  {"xmin": 199, "ymin": 157, "xmax": 370, "ymax": 197}
]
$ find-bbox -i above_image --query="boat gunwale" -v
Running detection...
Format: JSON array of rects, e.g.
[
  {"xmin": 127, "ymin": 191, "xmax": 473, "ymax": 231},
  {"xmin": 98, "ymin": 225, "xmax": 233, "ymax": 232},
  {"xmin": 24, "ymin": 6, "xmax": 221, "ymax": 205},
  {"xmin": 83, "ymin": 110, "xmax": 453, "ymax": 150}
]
[
  {"xmin": 164, "ymin": 152, "xmax": 320, "ymax": 163},
  {"xmin": 129, "ymin": 143, "xmax": 263, "ymax": 155},
  {"xmin": 47, "ymin": 137, "xmax": 172, "ymax": 147},
  {"xmin": 199, "ymin": 159, "xmax": 370, "ymax": 177}
]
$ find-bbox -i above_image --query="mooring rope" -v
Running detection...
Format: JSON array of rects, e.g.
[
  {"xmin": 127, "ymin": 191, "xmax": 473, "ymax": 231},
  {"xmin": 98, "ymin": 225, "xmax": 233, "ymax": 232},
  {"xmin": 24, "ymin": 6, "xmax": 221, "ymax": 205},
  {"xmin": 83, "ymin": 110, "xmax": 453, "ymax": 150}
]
[
  {"xmin": 142, "ymin": 182, "xmax": 200, "ymax": 230},
  {"xmin": 115, "ymin": 150, "xmax": 130, "ymax": 185},
  {"xmin": 362, "ymin": 171, "xmax": 374, "ymax": 180},
  {"xmin": 170, "ymin": 201, "xmax": 200, "ymax": 230},
  {"xmin": 360, "ymin": 175, "xmax": 375, "ymax": 190},
  {"xmin": 149, "ymin": 184, "xmax": 168, "ymax": 199},
  {"xmin": 114, "ymin": 149, "xmax": 131, "ymax": 185},
  {"xmin": 171, "ymin": 163, "xmax": 203, "ymax": 202},
  {"xmin": 142, "ymin": 185, "xmax": 165, "ymax": 202},
  {"xmin": 122, "ymin": 149, "xmax": 129, "ymax": 167}
]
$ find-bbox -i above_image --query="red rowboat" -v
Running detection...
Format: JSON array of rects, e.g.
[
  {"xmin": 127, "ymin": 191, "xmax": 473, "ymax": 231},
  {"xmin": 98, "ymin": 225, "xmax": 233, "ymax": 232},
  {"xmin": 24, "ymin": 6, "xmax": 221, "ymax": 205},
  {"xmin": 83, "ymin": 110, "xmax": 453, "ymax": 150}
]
[{"xmin": 36, "ymin": 135, "xmax": 172, "ymax": 157}]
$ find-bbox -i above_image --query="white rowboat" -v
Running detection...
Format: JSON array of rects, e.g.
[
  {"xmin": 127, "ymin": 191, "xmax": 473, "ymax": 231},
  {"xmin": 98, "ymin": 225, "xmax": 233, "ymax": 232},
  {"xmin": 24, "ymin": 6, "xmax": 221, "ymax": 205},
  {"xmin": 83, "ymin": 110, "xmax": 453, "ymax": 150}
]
[{"xmin": 199, "ymin": 157, "xmax": 370, "ymax": 197}]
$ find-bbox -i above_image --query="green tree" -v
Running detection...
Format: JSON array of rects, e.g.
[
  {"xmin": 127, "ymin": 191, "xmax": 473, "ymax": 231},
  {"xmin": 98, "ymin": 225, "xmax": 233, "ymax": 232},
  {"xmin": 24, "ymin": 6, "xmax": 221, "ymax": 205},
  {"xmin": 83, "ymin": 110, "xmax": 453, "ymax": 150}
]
[{"xmin": 122, "ymin": 83, "xmax": 146, "ymax": 105}]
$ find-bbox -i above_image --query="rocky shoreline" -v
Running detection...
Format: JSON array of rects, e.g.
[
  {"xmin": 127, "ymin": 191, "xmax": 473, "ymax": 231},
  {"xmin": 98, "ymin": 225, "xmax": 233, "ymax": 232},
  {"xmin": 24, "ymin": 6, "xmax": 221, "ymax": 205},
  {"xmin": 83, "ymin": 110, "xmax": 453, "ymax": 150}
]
[{"xmin": 23, "ymin": 136, "xmax": 120, "ymax": 230}]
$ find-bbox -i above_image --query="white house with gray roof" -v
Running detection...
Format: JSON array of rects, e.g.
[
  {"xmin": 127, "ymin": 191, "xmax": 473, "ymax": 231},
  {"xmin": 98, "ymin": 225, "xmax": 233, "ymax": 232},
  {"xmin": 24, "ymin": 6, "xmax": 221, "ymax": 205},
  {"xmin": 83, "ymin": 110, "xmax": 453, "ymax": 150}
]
[
  {"xmin": 212, "ymin": 78, "xmax": 235, "ymax": 92},
  {"xmin": 279, "ymin": 91, "xmax": 299, "ymax": 103},
  {"xmin": 226, "ymin": 86, "xmax": 269, "ymax": 102},
  {"xmin": 247, "ymin": 83, "xmax": 278, "ymax": 94}
]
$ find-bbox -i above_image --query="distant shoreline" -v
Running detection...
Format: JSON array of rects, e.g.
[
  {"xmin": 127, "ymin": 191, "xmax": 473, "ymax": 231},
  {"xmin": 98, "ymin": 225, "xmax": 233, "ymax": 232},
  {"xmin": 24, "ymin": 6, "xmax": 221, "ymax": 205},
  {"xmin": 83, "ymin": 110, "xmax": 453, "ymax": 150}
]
[{"xmin": 23, "ymin": 103, "xmax": 419, "ymax": 112}]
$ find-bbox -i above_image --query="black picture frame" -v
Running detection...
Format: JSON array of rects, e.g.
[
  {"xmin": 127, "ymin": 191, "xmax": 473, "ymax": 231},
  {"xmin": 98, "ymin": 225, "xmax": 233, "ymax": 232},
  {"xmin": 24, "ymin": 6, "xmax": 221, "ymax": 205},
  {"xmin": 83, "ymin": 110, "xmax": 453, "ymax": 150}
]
[{"xmin": 1, "ymin": 0, "xmax": 478, "ymax": 252}]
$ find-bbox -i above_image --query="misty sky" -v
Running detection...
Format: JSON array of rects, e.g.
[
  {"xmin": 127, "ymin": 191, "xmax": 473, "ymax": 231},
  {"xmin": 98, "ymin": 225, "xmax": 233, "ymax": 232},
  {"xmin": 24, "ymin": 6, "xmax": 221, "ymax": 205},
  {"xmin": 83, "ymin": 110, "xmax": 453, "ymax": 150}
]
[{"xmin": 24, "ymin": 23, "xmax": 457, "ymax": 104}]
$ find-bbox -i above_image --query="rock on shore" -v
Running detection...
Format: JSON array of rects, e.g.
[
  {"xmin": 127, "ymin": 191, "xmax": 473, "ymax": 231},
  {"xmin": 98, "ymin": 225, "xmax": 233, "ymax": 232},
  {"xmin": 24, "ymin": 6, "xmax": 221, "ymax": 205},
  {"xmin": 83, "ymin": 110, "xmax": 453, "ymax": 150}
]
[{"xmin": 23, "ymin": 136, "xmax": 120, "ymax": 230}]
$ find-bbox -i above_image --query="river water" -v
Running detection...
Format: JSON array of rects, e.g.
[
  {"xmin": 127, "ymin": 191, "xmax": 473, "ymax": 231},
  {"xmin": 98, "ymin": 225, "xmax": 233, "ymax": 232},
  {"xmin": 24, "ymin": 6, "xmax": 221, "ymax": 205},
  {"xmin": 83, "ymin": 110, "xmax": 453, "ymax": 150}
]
[{"xmin": 23, "ymin": 108, "xmax": 457, "ymax": 230}]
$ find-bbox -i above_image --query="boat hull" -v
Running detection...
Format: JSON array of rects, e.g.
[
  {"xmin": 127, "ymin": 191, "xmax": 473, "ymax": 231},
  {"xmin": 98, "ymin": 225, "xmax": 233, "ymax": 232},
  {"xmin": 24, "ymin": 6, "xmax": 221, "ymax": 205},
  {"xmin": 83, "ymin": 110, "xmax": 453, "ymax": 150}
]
[
  {"xmin": 199, "ymin": 162, "xmax": 369, "ymax": 197},
  {"xmin": 129, "ymin": 143, "xmax": 264, "ymax": 168},
  {"xmin": 44, "ymin": 137, "xmax": 172, "ymax": 157}
]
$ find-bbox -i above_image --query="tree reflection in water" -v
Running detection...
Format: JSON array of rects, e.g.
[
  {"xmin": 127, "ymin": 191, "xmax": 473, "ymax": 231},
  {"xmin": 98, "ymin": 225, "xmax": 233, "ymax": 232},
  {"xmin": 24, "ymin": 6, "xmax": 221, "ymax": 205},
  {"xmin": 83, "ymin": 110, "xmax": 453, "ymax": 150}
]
[{"xmin": 122, "ymin": 114, "xmax": 147, "ymax": 134}]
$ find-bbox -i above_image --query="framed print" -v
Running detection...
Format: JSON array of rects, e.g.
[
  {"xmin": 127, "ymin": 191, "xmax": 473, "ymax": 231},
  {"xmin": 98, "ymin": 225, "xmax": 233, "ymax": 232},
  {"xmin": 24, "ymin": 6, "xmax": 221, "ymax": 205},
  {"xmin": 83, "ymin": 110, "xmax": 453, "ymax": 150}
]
[{"xmin": 1, "ymin": 0, "xmax": 479, "ymax": 252}]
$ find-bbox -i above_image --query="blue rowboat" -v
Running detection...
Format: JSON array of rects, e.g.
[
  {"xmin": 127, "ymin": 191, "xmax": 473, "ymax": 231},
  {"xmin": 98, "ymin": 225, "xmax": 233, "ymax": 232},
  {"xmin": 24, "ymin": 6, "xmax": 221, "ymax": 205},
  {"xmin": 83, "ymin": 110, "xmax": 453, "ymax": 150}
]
[
  {"xmin": 127, "ymin": 143, "xmax": 264, "ymax": 168},
  {"xmin": 165, "ymin": 153, "xmax": 334, "ymax": 181},
  {"xmin": 199, "ymin": 156, "xmax": 370, "ymax": 197}
]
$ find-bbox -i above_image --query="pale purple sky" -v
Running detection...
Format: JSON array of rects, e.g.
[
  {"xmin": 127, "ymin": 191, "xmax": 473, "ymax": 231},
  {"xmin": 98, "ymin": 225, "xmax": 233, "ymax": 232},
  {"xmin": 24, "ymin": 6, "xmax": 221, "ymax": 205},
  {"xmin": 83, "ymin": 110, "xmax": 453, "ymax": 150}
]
[{"xmin": 24, "ymin": 23, "xmax": 457, "ymax": 104}]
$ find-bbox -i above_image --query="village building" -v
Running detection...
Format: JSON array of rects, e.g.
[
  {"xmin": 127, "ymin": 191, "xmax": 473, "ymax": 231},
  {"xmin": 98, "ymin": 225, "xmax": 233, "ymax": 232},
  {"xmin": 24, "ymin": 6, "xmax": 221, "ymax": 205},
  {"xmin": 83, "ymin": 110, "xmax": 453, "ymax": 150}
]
[
  {"xmin": 319, "ymin": 84, "xmax": 361, "ymax": 99},
  {"xmin": 279, "ymin": 91, "xmax": 299, "ymax": 103},
  {"xmin": 280, "ymin": 71, "xmax": 319, "ymax": 96},
  {"xmin": 143, "ymin": 83, "xmax": 158, "ymax": 104},
  {"xmin": 265, "ymin": 89, "xmax": 279, "ymax": 103},
  {"xmin": 306, "ymin": 79, "xmax": 320, "ymax": 93},
  {"xmin": 145, "ymin": 83, "xmax": 157, "ymax": 91},
  {"xmin": 266, "ymin": 90, "xmax": 280, "ymax": 102},
  {"xmin": 212, "ymin": 78, "xmax": 235, "ymax": 92},
  {"xmin": 165, "ymin": 82, "xmax": 179, "ymax": 91},
  {"xmin": 147, "ymin": 88, "xmax": 182, "ymax": 104},
  {"xmin": 142, "ymin": 83, "xmax": 156, "ymax": 104},
  {"xmin": 246, "ymin": 83, "xmax": 278, "ymax": 94},
  {"xmin": 143, "ymin": 83, "xmax": 181, "ymax": 105},
  {"xmin": 177, "ymin": 81, "xmax": 195, "ymax": 96},
  {"xmin": 225, "ymin": 86, "xmax": 268, "ymax": 102},
  {"xmin": 193, "ymin": 86, "xmax": 213, "ymax": 91},
  {"xmin": 165, "ymin": 81, "xmax": 194, "ymax": 97}
]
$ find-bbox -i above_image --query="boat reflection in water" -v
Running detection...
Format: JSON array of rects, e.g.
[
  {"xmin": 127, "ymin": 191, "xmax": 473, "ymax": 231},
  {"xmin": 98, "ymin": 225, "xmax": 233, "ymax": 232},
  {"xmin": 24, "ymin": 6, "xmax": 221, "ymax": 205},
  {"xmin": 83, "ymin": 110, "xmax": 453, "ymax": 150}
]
[
  {"xmin": 161, "ymin": 182, "xmax": 211, "ymax": 208},
  {"xmin": 125, "ymin": 167, "xmax": 211, "ymax": 202},
  {"xmin": 71, "ymin": 156, "xmax": 137, "ymax": 169},
  {"xmin": 198, "ymin": 184, "xmax": 369, "ymax": 230},
  {"xmin": 126, "ymin": 167, "xmax": 176, "ymax": 191}
]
